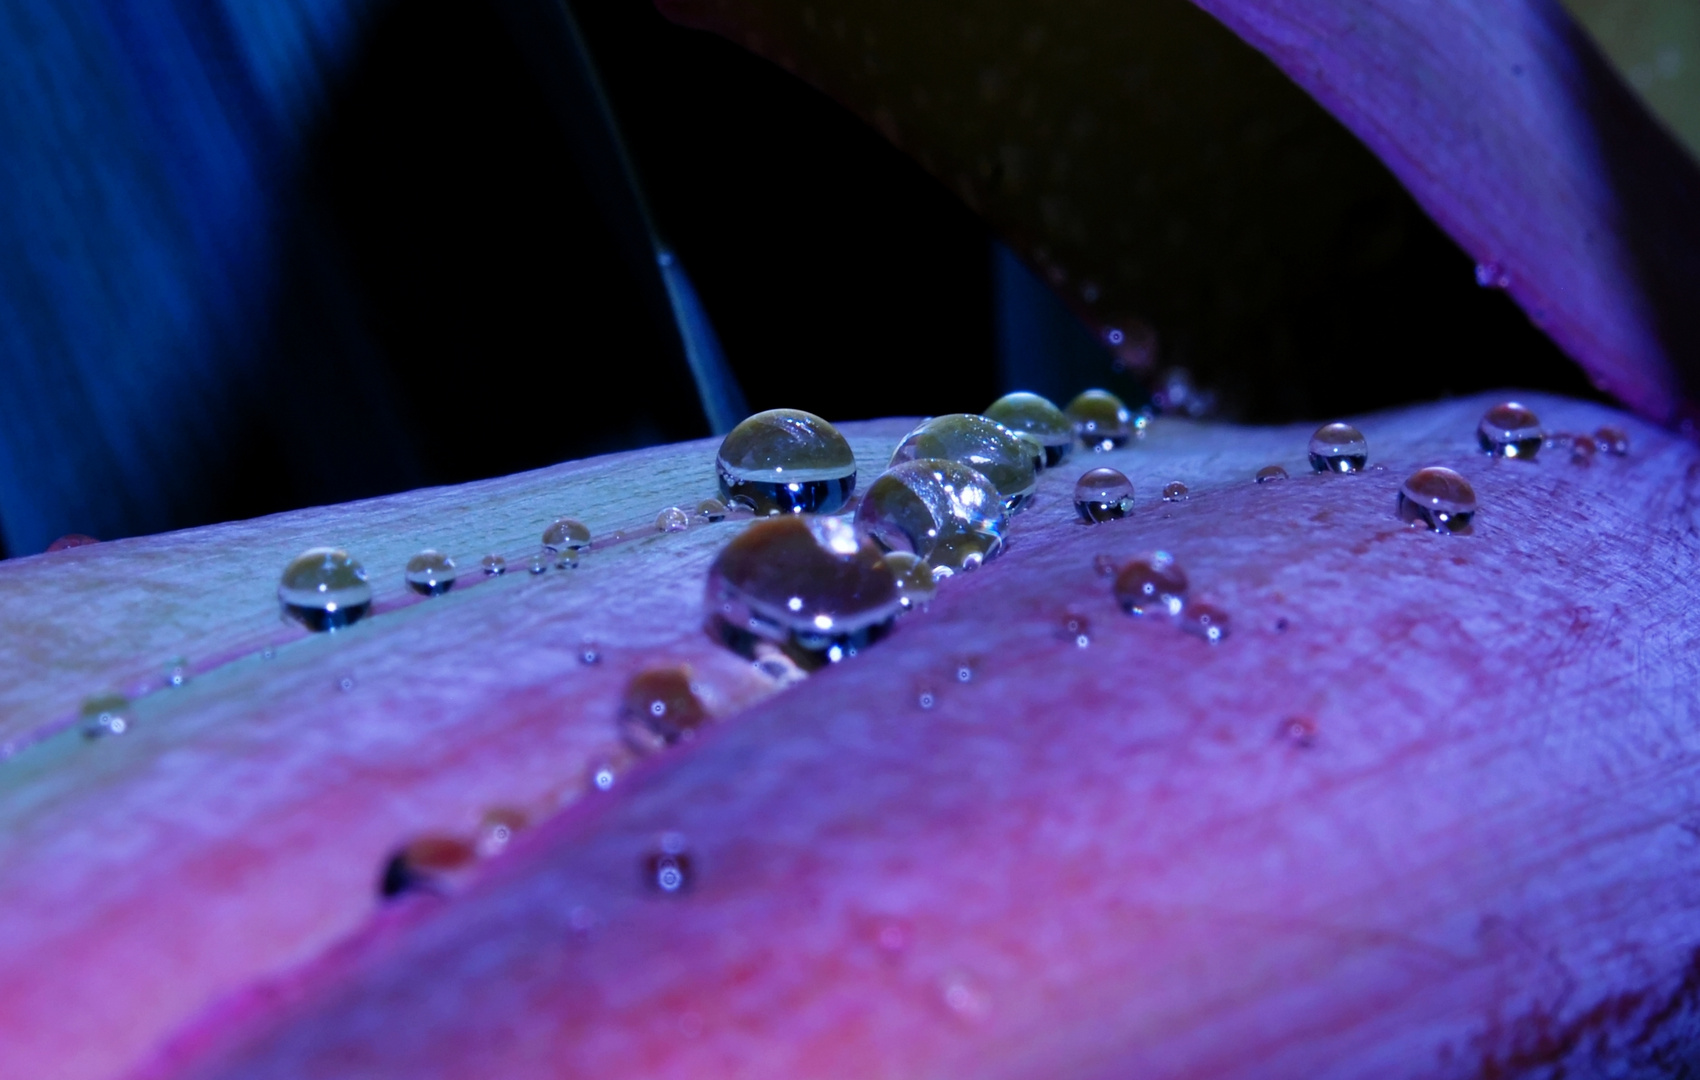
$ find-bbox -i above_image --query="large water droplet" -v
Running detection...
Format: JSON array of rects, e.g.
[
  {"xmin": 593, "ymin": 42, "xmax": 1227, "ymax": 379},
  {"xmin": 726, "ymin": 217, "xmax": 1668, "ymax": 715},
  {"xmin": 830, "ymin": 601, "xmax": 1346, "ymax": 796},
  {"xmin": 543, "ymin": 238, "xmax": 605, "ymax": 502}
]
[
  {"xmin": 1162, "ymin": 481, "xmax": 1189, "ymax": 502},
  {"xmin": 717, "ymin": 409, "xmax": 856, "ymax": 515},
  {"xmin": 1596, "ymin": 425, "xmax": 1629, "ymax": 456},
  {"xmin": 882, "ymin": 551, "xmax": 936, "ymax": 610},
  {"xmin": 1181, "ymin": 603, "xmax": 1230, "ymax": 643},
  {"xmin": 1066, "ymin": 389, "xmax": 1135, "ymax": 451},
  {"xmin": 620, "ymin": 666, "xmax": 710, "ymax": 752},
  {"xmin": 985, "ymin": 392, "xmax": 1073, "ymax": 468},
  {"xmin": 541, "ymin": 518, "xmax": 592, "ymax": 553},
  {"xmin": 856, "ymin": 459, "xmax": 1007, "ymax": 572},
  {"xmin": 656, "ymin": 507, "xmax": 691, "ymax": 533},
  {"xmin": 1478, "ymin": 402, "xmax": 1543, "ymax": 459},
  {"xmin": 889, "ymin": 414, "xmax": 1037, "ymax": 513},
  {"xmin": 80, "ymin": 693, "xmax": 131, "ymax": 738},
  {"xmin": 481, "ymin": 554, "xmax": 507, "ymax": 576},
  {"xmin": 695, "ymin": 498, "xmax": 728, "ymax": 523},
  {"xmin": 278, "ymin": 547, "xmax": 372, "ymax": 631},
  {"xmin": 380, "ymin": 835, "xmax": 477, "ymax": 898},
  {"xmin": 1308, "ymin": 422, "xmax": 1368, "ymax": 473},
  {"xmin": 1074, "ymin": 467, "xmax": 1135, "ymax": 523},
  {"xmin": 405, "ymin": 550, "xmax": 456, "ymax": 596},
  {"xmin": 1398, "ymin": 466, "xmax": 1477, "ymax": 534},
  {"xmin": 645, "ymin": 832, "xmax": 694, "ymax": 895},
  {"xmin": 1255, "ymin": 465, "xmax": 1288, "ymax": 484},
  {"xmin": 707, "ymin": 515, "xmax": 901, "ymax": 667},
  {"xmin": 1114, "ymin": 553, "xmax": 1187, "ymax": 616}
]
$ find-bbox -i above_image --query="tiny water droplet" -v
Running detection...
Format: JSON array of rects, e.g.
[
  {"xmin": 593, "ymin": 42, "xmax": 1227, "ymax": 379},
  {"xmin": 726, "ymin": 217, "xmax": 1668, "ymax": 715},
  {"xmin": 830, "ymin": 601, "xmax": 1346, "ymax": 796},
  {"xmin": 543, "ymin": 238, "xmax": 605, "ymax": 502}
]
[
  {"xmin": 1474, "ymin": 261, "xmax": 1511, "ymax": 289},
  {"xmin": 1162, "ymin": 481, "xmax": 1189, "ymax": 502},
  {"xmin": 926, "ymin": 532, "xmax": 996, "ymax": 578},
  {"xmin": 717, "ymin": 409, "xmax": 857, "ymax": 515},
  {"xmin": 695, "ymin": 498, "xmax": 727, "ymax": 523},
  {"xmin": 1478, "ymin": 402, "xmax": 1543, "ymax": 459},
  {"xmin": 655, "ymin": 506, "xmax": 691, "ymax": 533},
  {"xmin": 985, "ymin": 391, "xmax": 1073, "ymax": 468},
  {"xmin": 1280, "ymin": 716, "xmax": 1318, "ymax": 748},
  {"xmin": 1399, "ymin": 466, "xmax": 1477, "ymax": 534},
  {"xmin": 477, "ymin": 808, "xmax": 526, "ymax": 856},
  {"xmin": 856, "ymin": 459, "xmax": 1007, "ymax": 574},
  {"xmin": 1114, "ymin": 553, "xmax": 1187, "ymax": 616},
  {"xmin": 46, "ymin": 533, "xmax": 99, "ymax": 553},
  {"xmin": 724, "ymin": 495, "xmax": 758, "ymax": 517},
  {"xmin": 1181, "ymin": 602, "xmax": 1230, "ymax": 643},
  {"xmin": 481, "ymin": 554, "xmax": 507, "ymax": 576},
  {"xmin": 405, "ymin": 549, "xmax": 456, "ymax": 596},
  {"xmin": 940, "ymin": 970, "xmax": 992, "ymax": 1022},
  {"xmin": 890, "ymin": 414, "xmax": 1038, "ymax": 512},
  {"xmin": 1059, "ymin": 612, "xmax": 1091, "ymax": 647},
  {"xmin": 590, "ymin": 760, "xmax": 618, "ymax": 792},
  {"xmin": 916, "ymin": 686, "xmax": 938, "ymax": 710},
  {"xmin": 380, "ymin": 835, "xmax": 477, "ymax": 898},
  {"xmin": 1596, "ymin": 425, "xmax": 1629, "ymax": 456},
  {"xmin": 1255, "ymin": 465, "xmax": 1288, "ymax": 484},
  {"xmin": 528, "ymin": 552, "xmax": 548, "ymax": 574},
  {"xmin": 1066, "ymin": 389, "xmax": 1135, "ymax": 451},
  {"xmin": 620, "ymin": 666, "xmax": 710, "ymax": 752},
  {"xmin": 707, "ymin": 516, "xmax": 901, "ymax": 667},
  {"xmin": 954, "ymin": 657, "xmax": 978, "ymax": 684},
  {"xmin": 1569, "ymin": 434, "xmax": 1597, "ymax": 466},
  {"xmin": 579, "ymin": 638, "xmax": 603, "ymax": 665},
  {"xmin": 80, "ymin": 693, "xmax": 131, "ymax": 738},
  {"xmin": 260, "ymin": 647, "xmax": 277, "ymax": 661},
  {"xmin": 164, "ymin": 658, "xmax": 188, "ymax": 688},
  {"xmin": 882, "ymin": 550, "xmax": 936, "ymax": 610},
  {"xmin": 541, "ymin": 518, "xmax": 592, "ymax": 553},
  {"xmin": 1092, "ymin": 553, "xmax": 1121, "ymax": 577},
  {"xmin": 1308, "ymin": 422, "xmax": 1368, "ymax": 473},
  {"xmin": 645, "ymin": 832, "xmax": 694, "ymax": 894},
  {"xmin": 338, "ymin": 674, "xmax": 356, "ymax": 692},
  {"xmin": 554, "ymin": 547, "xmax": 579, "ymax": 570},
  {"xmin": 1073, "ymin": 467, "xmax": 1135, "ymax": 523},
  {"xmin": 278, "ymin": 547, "xmax": 371, "ymax": 631}
]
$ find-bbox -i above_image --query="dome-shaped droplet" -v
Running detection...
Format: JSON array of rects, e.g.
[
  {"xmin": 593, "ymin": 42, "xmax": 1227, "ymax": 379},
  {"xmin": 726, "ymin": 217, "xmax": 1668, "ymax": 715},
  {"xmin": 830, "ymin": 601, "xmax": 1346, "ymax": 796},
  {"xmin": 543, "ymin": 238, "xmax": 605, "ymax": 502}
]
[
  {"xmin": 47, "ymin": 534, "xmax": 99, "ymax": 553},
  {"xmin": 985, "ymin": 392, "xmax": 1073, "ymax": 468},
  {"xmin": 541, "ymin": 518, "xmax": 592, "ymax": 553},
  {"xmin": 645, "ymin": 832, "xmax": 694, "ymax": 894},
  {"xmin": 855, "ymin": 459, "xmax": 1008, "ymax": 571},
  {"xmin": 1478, "ymin": 402, "xmax": 1543, "ymax": 459},
  {"xmin": 1066, "ymin": 389, "xmax": 1134, "ymax": 451},
  {"xmin": 480, "ymin": 554, "xmax": 506, "ymax": 576},
  {"xmin": 1162, "ymin": 481, "xmax": 1189, "ymax": 502},
  {"xmin": 716, "ymin": 409, "xmax": 857, "ymax": 515},
  {"xmin": 695, "ymin": 498, "xmax": 728, "ymax": 523},
  {"xmin": 1059, "ymin": 612, "xmax": 1091, "ymax": 648},
  {"xmin": 1596, "ymin": 424, "xmax": 1629, "ymax": 456},
  {"xmin": 1398, "ymin": 466, "xmax": 1477, "ymax": 534},
  {"xmin": 1255, "ymin": 465, "xmax": 1288, "ymax": 484},
  {"xmin": 706, "ymin": 515, "xmax": 902, "ymax": 667},
  {"xmin": 528, "ymin": 552, "xmax": 548, "ymax": 574},
  {"xmin": 656, "ymin": 506, "xmax": 691, "ymax": 533},
  {"xmin": 1114, "ymin": 552, "xmax": 1187, "ymax": 616},
  {"xmin": 1569, "ymin": 434, "xmax": 1598, "ymax": 466},
  {"xmin": 1308, "ymin": 422, "xmax": 1368, "ymax": 473},
  {"xmin": 80, "ymin": 693, "xmax": 131, "ymax": 739},
  {"xmin": 620, "ymin": 666, "xmax": 710, "ymax": 752},
  {"xmin": 1074, "ymin": 467, "xmax": 1135, "ymax": 523},
  {"xmin": 889, "ymin": 414, "xmax": 1038, "ymax": 513},
  {"xmin": 1092, "ymin": 553, "xmax": 1121, "ymax": 577},
  {"xmin": 379, "ymin": 835, "xmax": 477, "ymax": 898},
  {"xmin": 1180, "ymin": 602, "xmax": 1230, "ymax": 643},
  {"xmin": 405, "ymin": 550, "xmax": 456, "ymax": 596},
  {"xmin": 927, "ymin": 532, "xmax": 998, "ymax": 578},
  {"xmin": 278, "ymin": 547, "xmax": 372, "ymax": 631},
  {"xmin": 882, "ymin": 550, "xmax": 936, "ymax": 610}
]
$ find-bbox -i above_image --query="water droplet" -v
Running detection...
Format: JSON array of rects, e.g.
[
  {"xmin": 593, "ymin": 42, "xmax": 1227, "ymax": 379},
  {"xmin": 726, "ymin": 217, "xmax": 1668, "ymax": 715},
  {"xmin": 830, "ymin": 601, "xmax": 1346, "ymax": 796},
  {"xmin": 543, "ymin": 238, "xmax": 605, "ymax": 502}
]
[
  {"xmin": 1596, "ymin": 425, "xmax": 1630, "ymax": 456},
  {"xmin": 590, "ymin": 759, "xmax": 618, "ymax": 792},
  {"xmin": 380, "ymin": 835, "xmax": 477, "ymax": 898},
  {"xmin": 1059, "ymin": 612, "xmax": 1091, "ymax": 647},
  {"xmin": 940, "ymin": 970, "xmax": 992, "ymax": 1022},
  {"xmin": 79, "ymin": 693, "xmax": 131, "ymax": 738},
  {"xmin": 1092, "ymin": 553, "xmax": 1121, "ymax": 577},
  {"xmin": 695, "ymin": 498, "xmax": 728, "ymax": 523},
  {"xmin": 706, "ymin": 516, "xmax": 901, "ymax": 667},
  {"xmin": 1477, "ymin": 402, "xmax": 1543, "ymax": 459},
  {"xmin": 46, "ymin": 533, "xmax": 99, "ymax": 553},
  {"xmin": 916, "ymin": 686, "xmax": 938, "ymax": 710},
  {"xmin": 645, "ymin": 832, "xmax": 694, "ymax": 894},
  {"xmin": 1161, "ymin": 481, "xmax": 1189, "ymax": 502},
  {"xmin": 855, "ymin": 459, "xmax": 1007, "ymax": 572},
  {"xmin": 1065, "ymin": 389, "xmax": 1135, "ymax": 451},
  {"xmin": 889, "ymin": 414, "xmax": 1038, "ymax": 513},
  {"xmin": 260, "ymin": 647, "xmax": 277, "ymax": 661},
  {"xmin": 927, "ymin": 532, "xmax": 998, "ymax": 578},
  {"xmin": 481, "ymin": 554, "xmax": 507, "ymax": 576},
  {"xmin": 1307, "ymin": 422, "xmax": 1368, "ymax": 473},
  {"xmin": 882, "ymin": 551, "xmax": 936, "ymax": 610},
  {"xmin": 954, "ymin": 657, "xmax": 978, "ymax": 684},
  {"xmin": 1279, "ymin": 716, "xmax": 1318, "ymax": 748},
  {"xmin": 554, "ymin": 547, "xmax": 580, "ymax": 570},
  {"xmin": 620, "ymin": 666, "xmax": 710, "ymax": 752},
  {"xmin": 1474, "ymin": 261, "xmax": 1511, "ymax": 288},
  {"xmin": 724, "ymin": 495, "xmax": 758, "ymax": 517},
  {"xmin": 404, "ymin": 549, "xmax": 456, "ymax": 596},
  {"xmin": 528, "ymin": 552, "xmax": 548, "ymax": 575},
  {"xmin": 1073, "ymin": 467, "xmax": 1135, "ymax": 523},
  {"xmin": 579, "ymin": 638, "xmax": 603, "ymax": 665},
  {"xmin": 1180, "ymin": 602, "xmax": 1230, "ymax": 643},
  {"xmin": 1569, "ymin": 434, "xmax": 1597, "ymax": 467},
  {"xmin": 1398, "ymin": 466, "xmax": 1477, "ymax": 534},
  {"xmin": 164, "ymin": 658, "xmax": 188, "ymax": 688},
  {"xmin": 338, "ymin": 674, "xmax": 356, "ymax": 692},
  {"xmin": 1255, "ymin": 465, "xmax": 1288, "ymax": 484},
  {"xmin": 717, "ymin": 409, "xmax": 857, "ymax": 515},
  {"xmin": 278, "ymin": 547, "xmax": 372, "ymax": 631},
  {"xmin": 477, "ymin": 808, "xmax": 526, "ymax": 856},
  {"xmin": 984, "ymin": 392, "xmax": 1073, "ymax": 468},
  {"xmin": 541, "ymin": 518, "xmax": 592, "ymax": 553},
  {"xmin": 1114, "ymin": 553, "xmax": 1187, "ymax": 616},
  {"xmin": 655, "ymin": 506, "xmax": 691, "ymax": 533}
]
